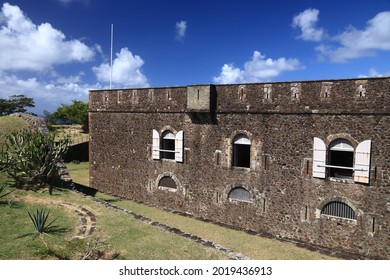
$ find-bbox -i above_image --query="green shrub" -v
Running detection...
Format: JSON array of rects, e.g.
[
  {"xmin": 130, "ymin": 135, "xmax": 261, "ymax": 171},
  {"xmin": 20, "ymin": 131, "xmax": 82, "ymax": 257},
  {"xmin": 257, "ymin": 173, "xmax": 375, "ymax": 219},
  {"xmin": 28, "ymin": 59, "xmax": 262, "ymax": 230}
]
[{"xmin": 0, "ymin": 130, "xmax": 70, "ymax": 194}]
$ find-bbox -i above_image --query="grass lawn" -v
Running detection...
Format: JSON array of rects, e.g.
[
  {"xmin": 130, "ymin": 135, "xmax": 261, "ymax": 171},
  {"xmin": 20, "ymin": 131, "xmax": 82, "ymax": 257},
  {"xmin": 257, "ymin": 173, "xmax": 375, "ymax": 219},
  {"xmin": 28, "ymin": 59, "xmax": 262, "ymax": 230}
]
[
  {"xmin": 0, "ymin": 191, "xmax": 80, "ymax": 259},
  {"xmin": 0, "ymin": 183, "xmax": 226, "ymax": 260},
  {"xmin": 66, "ymin": 162, "xmax": 339, "ymax": 260},
  {"xmin": 66, "ymin": 162, "xmax": 89, "ymax": 186}
]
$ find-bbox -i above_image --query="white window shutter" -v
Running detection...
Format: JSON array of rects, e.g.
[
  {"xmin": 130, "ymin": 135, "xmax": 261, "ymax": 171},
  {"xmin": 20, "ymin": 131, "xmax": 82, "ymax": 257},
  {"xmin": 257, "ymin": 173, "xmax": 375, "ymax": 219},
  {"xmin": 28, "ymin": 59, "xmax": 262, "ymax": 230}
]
[
  {"xmin": 313, "ymin": 137, "xmax": 326, "ymax": 178},
  {"xmin": 354, "ymin": 140, "xmax": 371, "ymax": 184},
  {"xmin": 152, "ymin": 129, "xmax": 160, "ymax": 160},
  {"xmin": 175, "ymin": 130, "xmax": 184, "ymax": 162}
]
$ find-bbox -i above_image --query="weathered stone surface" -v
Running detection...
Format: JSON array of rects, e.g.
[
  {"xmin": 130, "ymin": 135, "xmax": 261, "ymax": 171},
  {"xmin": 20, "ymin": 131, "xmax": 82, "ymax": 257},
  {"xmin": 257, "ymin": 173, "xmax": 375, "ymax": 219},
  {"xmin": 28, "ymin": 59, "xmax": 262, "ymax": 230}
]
[{"xmin": 89, "ymin": 77, "xmax": 390, "ymax": 259}]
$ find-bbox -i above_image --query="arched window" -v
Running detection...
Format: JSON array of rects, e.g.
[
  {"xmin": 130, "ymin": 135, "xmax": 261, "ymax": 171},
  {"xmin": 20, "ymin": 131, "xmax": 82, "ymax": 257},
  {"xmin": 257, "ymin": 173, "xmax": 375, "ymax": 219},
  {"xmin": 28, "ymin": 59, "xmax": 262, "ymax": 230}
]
[
  {"xmin": 312, "ymin": 137, "xmax": 371, "ymax": 184},
  {"xmin": 152, "ymin": 129, "xmax": 184, "ymax": 162},
  {"xmin": 233, "ymin": 134, "xmax": 251, "ymax": 168},
  {"xmin": 228, "ymin": 187, "xmax": 251, "ymax": 202},
  {"xmin": 328, "ymin": 139, "xmax": 354, "ymax": 178},
  {"xmin": 321, "ymin": 201, "xmax": 356, "ymax": 220},
  {"xmin": 158, "ymin": 176, "xmax": 177, "ymax": 189},
  {"xmin": 161, "ymin": 130, "xmax": 175, "ymax": 159}
]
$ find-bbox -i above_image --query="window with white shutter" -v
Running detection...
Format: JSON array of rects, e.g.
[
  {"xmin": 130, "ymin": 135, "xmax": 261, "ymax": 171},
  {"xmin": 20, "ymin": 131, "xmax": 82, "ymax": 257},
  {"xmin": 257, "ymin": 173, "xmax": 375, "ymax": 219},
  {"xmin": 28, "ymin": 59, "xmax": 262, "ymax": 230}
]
[
  {"xmin": 354, "ymin": 140, "xmax": 371, "ymax": 184},
  {"xmin": 312, "ymin": 137, "xmax": 372, "ymax": 184},
  {"xmin": 152, "ymin": 129, "xmax": 160, "ymax": 160},
  {"xmin": 175, "ymin": 130, "xmax": 184, "ymax": 163},
  {"xmin": 312, "ymin": 137, "xmax": 326, "ymax": 178}
]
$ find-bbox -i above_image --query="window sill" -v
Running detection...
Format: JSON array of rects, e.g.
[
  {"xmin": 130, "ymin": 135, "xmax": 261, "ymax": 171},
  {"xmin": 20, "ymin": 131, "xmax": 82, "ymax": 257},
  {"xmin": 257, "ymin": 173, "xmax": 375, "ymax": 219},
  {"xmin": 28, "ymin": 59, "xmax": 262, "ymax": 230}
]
[
  {"xmin": 320, "ymin": 214, "xmax": 357, "ymax": 225},
  {"xmin": 232, "ymin": 166, "xmax": 251, "ymax": 172},
  {"xmin": 228, "ymin": 198, "xmax": 253, "ymax": 204},
  {"xmin": 161, "ymin": 158, "xmax": 176, "ymax": 162},
  {"xmin": 328, "ymin": 177, "xmax": 353, "ymax": 184},
  {"xmin": 158, "ymin": 186, "xmax": 177, "ymax": 193}
]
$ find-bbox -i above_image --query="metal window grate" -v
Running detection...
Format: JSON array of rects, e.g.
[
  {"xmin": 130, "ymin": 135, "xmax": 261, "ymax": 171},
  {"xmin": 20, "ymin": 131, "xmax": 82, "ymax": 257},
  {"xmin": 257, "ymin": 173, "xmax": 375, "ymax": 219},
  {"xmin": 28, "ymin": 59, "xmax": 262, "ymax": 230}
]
[
  {"xmin": 228, "ymin": 187, "xmax": 251, "ymax": 202},
  {"xmin": 321, "ymin": 201, "xmax": 356, "ymax": 220}
]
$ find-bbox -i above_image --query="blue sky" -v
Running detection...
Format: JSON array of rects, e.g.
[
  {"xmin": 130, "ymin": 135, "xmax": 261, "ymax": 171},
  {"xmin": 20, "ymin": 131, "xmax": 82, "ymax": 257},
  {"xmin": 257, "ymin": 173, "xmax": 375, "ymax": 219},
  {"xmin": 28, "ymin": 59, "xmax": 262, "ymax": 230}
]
[{"xmin": 1, "ymin": 0, "xmax": 390, "ymax": 114}]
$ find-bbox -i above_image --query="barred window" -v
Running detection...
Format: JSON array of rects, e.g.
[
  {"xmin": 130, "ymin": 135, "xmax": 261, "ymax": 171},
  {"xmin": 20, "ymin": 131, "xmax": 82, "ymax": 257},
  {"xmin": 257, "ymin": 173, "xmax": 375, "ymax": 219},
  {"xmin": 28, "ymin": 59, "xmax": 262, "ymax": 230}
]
[
  {"xmin": 228, "ymin": 187, "xmax": 251, "ymax": 202},
  {"xmin": 321, "ymin": 201, "xmax": 356, "ymax": 220}
]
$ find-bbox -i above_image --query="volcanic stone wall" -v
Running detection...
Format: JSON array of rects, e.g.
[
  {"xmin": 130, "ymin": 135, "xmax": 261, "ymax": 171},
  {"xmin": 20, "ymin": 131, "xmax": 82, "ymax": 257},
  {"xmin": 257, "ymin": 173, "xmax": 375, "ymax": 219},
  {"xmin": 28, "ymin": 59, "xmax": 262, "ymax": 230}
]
[{"xmin": 89, "ymin": 77, "xmax": 390, "ymax": 259}]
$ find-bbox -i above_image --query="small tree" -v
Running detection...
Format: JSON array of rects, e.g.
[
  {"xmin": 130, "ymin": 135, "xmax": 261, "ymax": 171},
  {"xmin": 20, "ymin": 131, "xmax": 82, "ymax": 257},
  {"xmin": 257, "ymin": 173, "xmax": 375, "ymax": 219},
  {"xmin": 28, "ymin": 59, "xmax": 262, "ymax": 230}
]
[
  {"xmin": 0, "ymin": 95, "xmax": 35, "ymax": 116},
  {"xmin": 0, "ymin": 130, "xmax": 70, "ymax": 195},
  {"xmin": 51, "ymin": 100, "xmax": 89, "ymax": 131}
]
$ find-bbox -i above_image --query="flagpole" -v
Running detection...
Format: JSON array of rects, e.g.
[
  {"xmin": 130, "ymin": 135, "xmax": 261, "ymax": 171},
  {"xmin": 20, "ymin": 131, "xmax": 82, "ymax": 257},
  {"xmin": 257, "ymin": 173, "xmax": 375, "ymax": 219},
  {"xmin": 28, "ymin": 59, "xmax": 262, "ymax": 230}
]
[{"xmin": 110, "ymin": 24, "xmax": 114, "ymax": 89}]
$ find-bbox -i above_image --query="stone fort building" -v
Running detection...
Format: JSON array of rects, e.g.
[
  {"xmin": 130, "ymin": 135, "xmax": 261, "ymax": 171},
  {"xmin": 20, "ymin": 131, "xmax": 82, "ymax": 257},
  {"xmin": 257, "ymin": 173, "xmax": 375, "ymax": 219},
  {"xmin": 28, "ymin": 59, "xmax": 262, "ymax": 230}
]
[{"xmin": 89, "ymin": 77, "xmax": 390, "ymax": 259}]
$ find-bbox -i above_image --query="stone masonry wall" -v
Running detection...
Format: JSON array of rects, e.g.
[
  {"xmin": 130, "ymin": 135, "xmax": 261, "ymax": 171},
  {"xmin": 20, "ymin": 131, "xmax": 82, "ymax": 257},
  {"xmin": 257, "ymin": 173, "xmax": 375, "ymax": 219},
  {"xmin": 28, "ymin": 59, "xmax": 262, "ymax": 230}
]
[{"xmin": 89, "ymin": 77, "xmax": 390, "ymax": 259}]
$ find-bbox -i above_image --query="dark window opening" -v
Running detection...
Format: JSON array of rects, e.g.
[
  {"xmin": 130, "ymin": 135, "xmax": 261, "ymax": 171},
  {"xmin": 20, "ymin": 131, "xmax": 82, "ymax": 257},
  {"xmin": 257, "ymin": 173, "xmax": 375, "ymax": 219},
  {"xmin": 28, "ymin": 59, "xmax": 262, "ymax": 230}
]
[
  {"xmin": 228, "ymin": 187, "xmax": 251, "ymax": 202},
  {"xmin": 233, "ymin": 134, "xmax": 251, "ymax": 168},
  {"xmin": 328, "ymin": 139, "xmax": 354, "ymax": 179},
  {"xmin": 158, "ymin": 176, "xmax": 177, "ymax": 189},
  {"xmin": 161, "ymin": 130, "xmax": 175, "ymax": 159},
  {"xmin": 321, "ymin": 201, "xmax": 356, "ymax": 220}
]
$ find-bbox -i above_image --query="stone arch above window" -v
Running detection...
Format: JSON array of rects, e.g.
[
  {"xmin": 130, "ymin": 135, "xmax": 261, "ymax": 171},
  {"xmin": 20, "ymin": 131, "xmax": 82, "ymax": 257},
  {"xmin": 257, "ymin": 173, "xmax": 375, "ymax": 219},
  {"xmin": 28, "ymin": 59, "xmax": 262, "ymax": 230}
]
[
  {"xmin": 228, "ymin": 186, "xmax": 251, "ymax": 202},
  {"xmin": 326, "ymin": 133, "xmax": 358, "ymax": 148}
]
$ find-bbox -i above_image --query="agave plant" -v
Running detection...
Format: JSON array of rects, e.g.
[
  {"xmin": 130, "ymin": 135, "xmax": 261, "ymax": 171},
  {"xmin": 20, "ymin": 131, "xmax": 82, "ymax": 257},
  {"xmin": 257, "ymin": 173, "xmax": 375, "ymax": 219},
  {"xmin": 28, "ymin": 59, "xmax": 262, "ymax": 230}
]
[{"xmin": 28, "ymin": 208, "xmax": 58, "ymax": 237}]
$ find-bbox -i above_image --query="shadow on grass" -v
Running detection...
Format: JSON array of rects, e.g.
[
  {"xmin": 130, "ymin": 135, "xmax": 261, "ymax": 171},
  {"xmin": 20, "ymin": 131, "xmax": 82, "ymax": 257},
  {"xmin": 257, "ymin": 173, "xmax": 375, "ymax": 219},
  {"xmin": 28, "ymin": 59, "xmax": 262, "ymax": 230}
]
[
  {"xmin": 70, "ymin": 182, "xmax": 121, "ymax": 203},
  {"xmin": 71, "ymin": 182, "xmax": 98, "ymax": 196},
  {"xmin": 17, "ymin": 225, "xmax": 70, "ymax": 240}
]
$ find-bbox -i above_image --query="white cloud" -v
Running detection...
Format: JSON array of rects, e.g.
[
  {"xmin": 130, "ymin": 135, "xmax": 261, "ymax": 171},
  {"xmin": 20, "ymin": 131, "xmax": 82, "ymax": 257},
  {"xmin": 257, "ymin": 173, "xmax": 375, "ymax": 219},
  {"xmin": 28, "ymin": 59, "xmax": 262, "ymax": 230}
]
[
  {"xmin": 213, "ymin": 64, "xmax": 243, "ymax": 84},
  {"xmin": 292, "ymin": 8, "xmax": 324, "ymax": 42},
  {"xmin": 213, "ymin": 51, "xmax": 301, "ymax": 84},
  {"xmin": 175, "ymin": 20, "xmax": 187, "ymax": 41},
  {"xmin": 0, "ymin": 72, "xmax": 98, "ymax": 114},
  {"xmin": 92, "ymin": 48, "xmax": 149, "ymax": 87},
  {"xmin": 294, "ymin": 9, "xmax": 390, "ymax": 62},
  {"xmin": 0, "ymin": 3, "xmax": 95, "ymax": 72},
  {"xmin": 323, "ymin": 12, "xmax": 390, "ymax": 62},
  {"xmin": 358, "ymin": 68, "xmax": 390, "ymax": 78}
]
